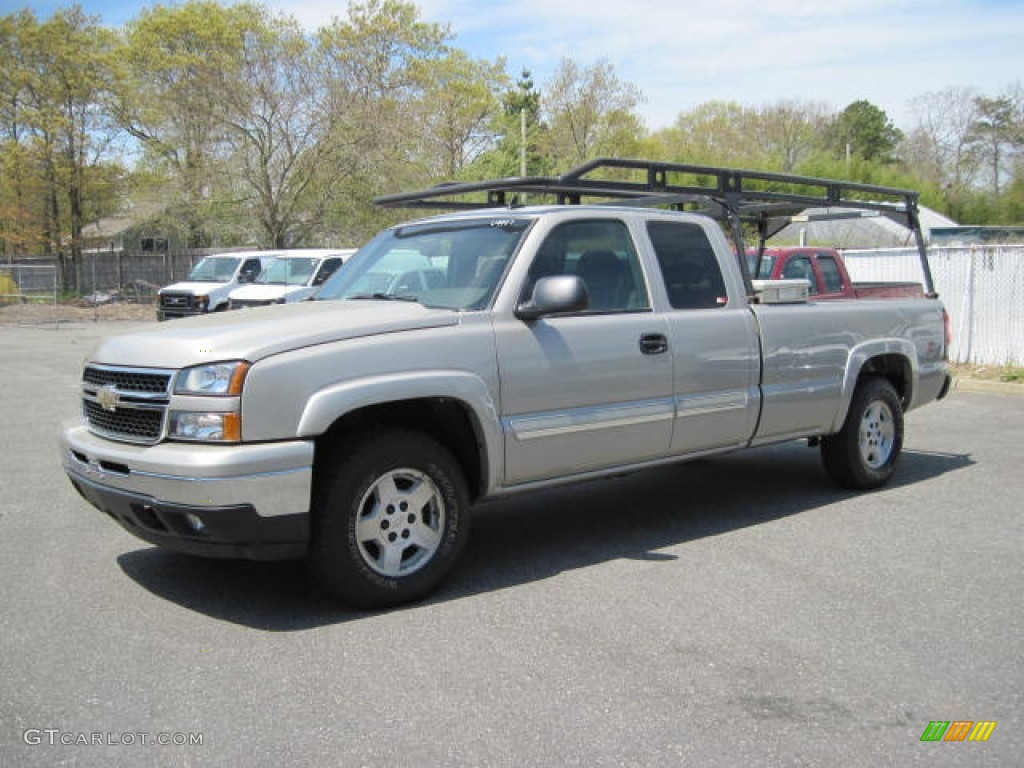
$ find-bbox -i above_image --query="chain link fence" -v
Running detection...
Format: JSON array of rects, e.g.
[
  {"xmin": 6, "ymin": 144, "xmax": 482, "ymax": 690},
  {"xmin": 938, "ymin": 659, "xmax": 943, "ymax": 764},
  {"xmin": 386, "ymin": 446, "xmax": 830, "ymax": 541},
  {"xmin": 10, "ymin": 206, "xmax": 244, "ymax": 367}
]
[
  {"xmin": 843, "ymin": 245, "xmax": 1024, "ymax": 366},
  {"xmin": 0, "ymin": 264, "xmax": 59, "ymax": 325},
  {"xmin": 0, "ymin": 248, "xmax": 244, "ymax": 326}
]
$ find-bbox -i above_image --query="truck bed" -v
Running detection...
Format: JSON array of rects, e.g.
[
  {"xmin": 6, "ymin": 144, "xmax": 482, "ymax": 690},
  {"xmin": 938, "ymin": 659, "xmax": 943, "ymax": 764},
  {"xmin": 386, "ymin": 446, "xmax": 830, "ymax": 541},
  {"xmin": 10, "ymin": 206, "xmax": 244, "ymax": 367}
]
[{"xmin": 851, "ymin": 281, "xmax": 925, "ymax": 299}]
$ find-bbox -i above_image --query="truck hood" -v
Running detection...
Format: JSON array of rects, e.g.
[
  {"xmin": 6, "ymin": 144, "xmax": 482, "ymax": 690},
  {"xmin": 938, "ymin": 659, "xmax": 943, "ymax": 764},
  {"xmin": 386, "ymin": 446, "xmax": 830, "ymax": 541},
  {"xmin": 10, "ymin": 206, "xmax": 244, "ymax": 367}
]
[
  {"xmin": 230, "ymin": 284, "xmax": 305, "ymax": 301},
  {"xmin": 89, "ymin": 300, "xmax": 461, "ymax": 369},
  {"xmin": 159, "ymin": 281, "xmax": 229, "ymax": 294}
]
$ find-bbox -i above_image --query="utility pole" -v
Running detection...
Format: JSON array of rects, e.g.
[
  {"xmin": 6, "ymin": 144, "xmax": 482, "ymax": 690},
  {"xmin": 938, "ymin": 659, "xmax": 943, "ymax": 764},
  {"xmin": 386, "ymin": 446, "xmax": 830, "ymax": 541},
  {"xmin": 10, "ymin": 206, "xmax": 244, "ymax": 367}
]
[{"xmin": 520, "ymin": 107, "xmax": 527, "ymax": 177}]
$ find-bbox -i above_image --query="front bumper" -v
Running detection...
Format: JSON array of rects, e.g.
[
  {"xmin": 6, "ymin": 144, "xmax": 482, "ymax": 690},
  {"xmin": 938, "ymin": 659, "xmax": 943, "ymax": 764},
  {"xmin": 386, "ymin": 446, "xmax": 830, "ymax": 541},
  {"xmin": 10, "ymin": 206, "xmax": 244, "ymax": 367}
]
[
  {"xmin": 157, "ymin": 307, "xmax": 206, "ymax": 321},
  {"xmin": 61, "ymin": 425, "xmax": 314, "ymax": 560}
]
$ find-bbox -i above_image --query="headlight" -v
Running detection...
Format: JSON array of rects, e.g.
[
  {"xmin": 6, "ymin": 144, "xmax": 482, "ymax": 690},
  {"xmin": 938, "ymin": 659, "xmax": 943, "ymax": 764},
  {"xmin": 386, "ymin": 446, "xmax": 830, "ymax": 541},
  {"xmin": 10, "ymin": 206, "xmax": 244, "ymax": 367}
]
[
  {"xmin": 175, "ymin": 361, "xmax": 249, "ymax": 395},
  {"xmin": 169, "ymin": 362, "xmax": 249, "ymax": 443},
  {"xmin": 196, "ymin": 295, "xmax": 209, "ymax": 310},
  {"xmin": 168, "ymin": 412, "xmax": 241, "ymax": 442}
]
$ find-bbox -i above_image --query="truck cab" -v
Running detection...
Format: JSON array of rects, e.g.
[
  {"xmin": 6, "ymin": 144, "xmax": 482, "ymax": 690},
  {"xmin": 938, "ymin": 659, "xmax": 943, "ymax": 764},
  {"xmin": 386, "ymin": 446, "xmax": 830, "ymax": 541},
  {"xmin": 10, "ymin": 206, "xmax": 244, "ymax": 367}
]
[{"xmin": 747, "ymin": 246, "xmax": 924, "ymax": 300}]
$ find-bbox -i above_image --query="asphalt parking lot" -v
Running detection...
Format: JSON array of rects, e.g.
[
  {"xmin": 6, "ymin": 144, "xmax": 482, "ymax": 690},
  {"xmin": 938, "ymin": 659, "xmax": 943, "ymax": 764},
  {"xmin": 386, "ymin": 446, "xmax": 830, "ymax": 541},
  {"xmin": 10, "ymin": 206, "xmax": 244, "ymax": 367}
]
[{"xmin": 2, "ymin": 320, "xmax": 1021, "ymax": 767}]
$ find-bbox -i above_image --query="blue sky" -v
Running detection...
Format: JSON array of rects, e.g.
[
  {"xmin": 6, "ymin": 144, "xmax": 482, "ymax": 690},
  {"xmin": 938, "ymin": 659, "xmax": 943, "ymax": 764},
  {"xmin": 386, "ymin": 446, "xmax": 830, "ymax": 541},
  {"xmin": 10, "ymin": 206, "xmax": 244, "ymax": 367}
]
[{"xmin": 11, "ymin": 0, "xmax": 1024, "ymax": 130}]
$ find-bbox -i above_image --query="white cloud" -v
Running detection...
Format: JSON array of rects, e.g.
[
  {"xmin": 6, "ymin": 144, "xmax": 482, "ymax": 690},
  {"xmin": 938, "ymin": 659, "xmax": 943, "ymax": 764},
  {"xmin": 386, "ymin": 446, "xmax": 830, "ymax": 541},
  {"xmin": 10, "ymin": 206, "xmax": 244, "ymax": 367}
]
[
  {"xmin": 258, "ymin": 0, "xmax": 1024, "ymax": 129},
  {"xmin": 414, "ymin": 0, "xmax": 1024, "ymax": 129}
]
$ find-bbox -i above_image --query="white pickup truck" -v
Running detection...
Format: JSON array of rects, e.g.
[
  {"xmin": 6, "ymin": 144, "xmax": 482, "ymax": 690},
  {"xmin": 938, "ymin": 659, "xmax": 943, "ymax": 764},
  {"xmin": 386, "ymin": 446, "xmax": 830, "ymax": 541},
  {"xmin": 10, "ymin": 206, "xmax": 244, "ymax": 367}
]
[{"xmin": 61, "ymin": 159, "xmax": 951, "ymax": 608}]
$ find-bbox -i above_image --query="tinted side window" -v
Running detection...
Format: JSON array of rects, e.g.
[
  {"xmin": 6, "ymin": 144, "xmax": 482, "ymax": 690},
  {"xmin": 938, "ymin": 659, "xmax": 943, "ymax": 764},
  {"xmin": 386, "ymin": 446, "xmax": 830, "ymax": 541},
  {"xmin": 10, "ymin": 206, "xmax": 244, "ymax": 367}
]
[
  {"xmin": 314, "ymin": 258, "xmax": 342, "ymax": 285},
  {"xmin": 817, "ymin": 254, "xmax": 844, "ymax": 293},
  {"xmin": 647, "ymin": 221, "xmax": 728, "ymax": 309},
  {"xmin": 240, "ymin": 258, "xmax": 263, "ymax": 281},
  {"xmin": 525, "ymin": 219, "xmax": 649, "ymax": 312}
]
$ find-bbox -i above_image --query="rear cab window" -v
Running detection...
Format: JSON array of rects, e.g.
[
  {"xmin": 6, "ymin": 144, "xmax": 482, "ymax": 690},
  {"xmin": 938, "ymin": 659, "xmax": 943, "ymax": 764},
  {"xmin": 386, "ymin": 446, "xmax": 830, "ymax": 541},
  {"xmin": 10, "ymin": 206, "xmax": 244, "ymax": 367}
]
[
  {"xmin": 816, "ymin": 253, "xmax": 845, "ymax": 294},
  {"xmin": 646, "ymin": 221, "xmax": 728, "ymax": 309}
]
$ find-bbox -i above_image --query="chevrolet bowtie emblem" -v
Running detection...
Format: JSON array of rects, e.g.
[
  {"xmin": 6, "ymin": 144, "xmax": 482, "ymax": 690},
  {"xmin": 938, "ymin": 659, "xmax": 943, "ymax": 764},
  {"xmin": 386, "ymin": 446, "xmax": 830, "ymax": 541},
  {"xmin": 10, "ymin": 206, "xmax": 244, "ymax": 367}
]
[{"xmin": 97, "ymin": 384, "xmax": 119, "ymax": 412}]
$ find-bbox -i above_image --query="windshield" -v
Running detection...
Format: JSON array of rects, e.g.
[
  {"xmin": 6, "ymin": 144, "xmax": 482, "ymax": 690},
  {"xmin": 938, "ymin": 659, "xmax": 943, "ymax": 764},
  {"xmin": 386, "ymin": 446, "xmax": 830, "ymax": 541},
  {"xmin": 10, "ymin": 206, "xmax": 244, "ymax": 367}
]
[
  {"xmin": 187, "ymin": 257, "xmax": 241, "ymax": 282},
  {"xmin": 317, "ymin": 217, "xmax": 532, "ymax": 309},
  {"xmin": 256, "ymin": 257, "xmax": 318, "ymax": 286}
]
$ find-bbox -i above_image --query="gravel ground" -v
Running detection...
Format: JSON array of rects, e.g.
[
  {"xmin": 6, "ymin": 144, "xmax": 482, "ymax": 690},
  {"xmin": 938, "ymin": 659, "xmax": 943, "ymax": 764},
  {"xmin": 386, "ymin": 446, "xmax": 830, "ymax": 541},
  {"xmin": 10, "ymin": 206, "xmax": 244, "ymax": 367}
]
[{"xmin": 0, "ymin": 301, "xmax": 155, "ymax": 325}]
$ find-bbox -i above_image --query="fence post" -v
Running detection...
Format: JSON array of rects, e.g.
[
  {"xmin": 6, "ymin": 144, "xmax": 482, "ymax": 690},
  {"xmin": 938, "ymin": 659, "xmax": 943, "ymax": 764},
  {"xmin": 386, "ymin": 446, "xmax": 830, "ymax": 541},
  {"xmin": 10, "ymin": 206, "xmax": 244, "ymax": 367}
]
[{"xmin": 963, "ymin": 251, "xmax": 975, "ymax": 363}]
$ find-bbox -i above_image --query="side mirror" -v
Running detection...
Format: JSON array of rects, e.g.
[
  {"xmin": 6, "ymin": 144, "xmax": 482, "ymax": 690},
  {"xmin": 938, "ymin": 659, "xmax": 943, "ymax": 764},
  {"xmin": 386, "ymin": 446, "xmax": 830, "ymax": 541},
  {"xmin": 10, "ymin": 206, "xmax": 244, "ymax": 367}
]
[{"xmin": 515, "ymin": 275, "xmax": 589, "ymax": 321}]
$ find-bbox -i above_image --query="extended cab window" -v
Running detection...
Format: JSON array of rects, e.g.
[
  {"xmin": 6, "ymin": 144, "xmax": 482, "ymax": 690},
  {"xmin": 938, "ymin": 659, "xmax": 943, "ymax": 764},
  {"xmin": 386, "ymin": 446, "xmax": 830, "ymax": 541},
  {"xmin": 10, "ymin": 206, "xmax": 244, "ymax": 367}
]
[
  {"xmin": 647, "ymin": 221, "xmax": 728, "ymax": 309},
  {"xmin": 525, "ymin": 219, "xmax": 649, "ymax": 312},
  {"xmin": 817, "ymin": 254, "xmax": 844, "ymax": 293}
]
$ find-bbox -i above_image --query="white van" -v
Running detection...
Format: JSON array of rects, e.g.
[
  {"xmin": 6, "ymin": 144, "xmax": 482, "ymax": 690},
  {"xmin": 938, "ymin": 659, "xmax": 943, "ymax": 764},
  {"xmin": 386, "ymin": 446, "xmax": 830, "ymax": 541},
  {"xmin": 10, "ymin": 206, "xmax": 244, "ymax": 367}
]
[
  {"xmin": 228, "ymin": 249, "xmax": 355, "ymax": 309},
  {"xmin": 157, "ymin": 251, "xmax": 276, "ymax": 321}
]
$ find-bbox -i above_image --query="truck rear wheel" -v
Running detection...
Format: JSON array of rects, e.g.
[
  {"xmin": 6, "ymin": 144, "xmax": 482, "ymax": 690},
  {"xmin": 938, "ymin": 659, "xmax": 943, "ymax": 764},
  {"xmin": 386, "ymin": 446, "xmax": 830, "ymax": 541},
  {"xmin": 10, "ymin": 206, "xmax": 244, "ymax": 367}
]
[
  {"xmin": 309, "ymin": 429, "xmax": 470, "ymax": 609},
  {"xmin": 821, "ymin": 377, "xmax": 904, "ymax": 490}
]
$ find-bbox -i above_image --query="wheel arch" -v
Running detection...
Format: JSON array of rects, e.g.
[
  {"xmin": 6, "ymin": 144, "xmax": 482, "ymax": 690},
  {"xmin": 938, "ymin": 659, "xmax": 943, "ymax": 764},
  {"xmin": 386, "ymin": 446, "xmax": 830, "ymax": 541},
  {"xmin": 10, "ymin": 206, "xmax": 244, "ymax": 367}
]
[
  {"xmin": 302, "ymin": 372, "xmax": 500, "ymax": 502},
  {"xmin": 831, "ymin": 342, "xmax": 915, "ymax": 434}
]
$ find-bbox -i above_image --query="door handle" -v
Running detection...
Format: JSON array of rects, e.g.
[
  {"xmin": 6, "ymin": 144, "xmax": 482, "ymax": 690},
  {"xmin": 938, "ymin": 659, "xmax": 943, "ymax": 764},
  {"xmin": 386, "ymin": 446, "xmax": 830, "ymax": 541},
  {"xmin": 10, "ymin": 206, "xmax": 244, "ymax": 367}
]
[{"xmin": 639, "ymin": 333, "xmax": 668, "ymax": 355}]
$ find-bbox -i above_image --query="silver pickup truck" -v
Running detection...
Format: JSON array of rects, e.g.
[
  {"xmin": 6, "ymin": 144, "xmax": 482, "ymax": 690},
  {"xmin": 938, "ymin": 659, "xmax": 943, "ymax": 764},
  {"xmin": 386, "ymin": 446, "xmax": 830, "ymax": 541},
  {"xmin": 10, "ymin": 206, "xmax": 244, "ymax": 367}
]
[{"xmin": 61, "ymin": 160, "xmax": 951, "ymax": 608}]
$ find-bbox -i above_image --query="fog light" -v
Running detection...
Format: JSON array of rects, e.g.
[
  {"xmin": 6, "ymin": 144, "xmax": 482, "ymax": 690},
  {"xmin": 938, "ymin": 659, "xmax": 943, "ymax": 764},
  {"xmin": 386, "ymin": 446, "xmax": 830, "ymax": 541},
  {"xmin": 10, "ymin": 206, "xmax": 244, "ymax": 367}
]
[{"xmin": 184, "ymin": 513, "xmax": 205, "ymax": 532}]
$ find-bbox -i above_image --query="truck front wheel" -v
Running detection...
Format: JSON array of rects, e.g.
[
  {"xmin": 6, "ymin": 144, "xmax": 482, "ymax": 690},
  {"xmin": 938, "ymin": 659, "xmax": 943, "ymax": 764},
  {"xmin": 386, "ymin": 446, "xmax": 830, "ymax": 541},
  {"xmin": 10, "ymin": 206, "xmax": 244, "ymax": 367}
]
[
  {"xmin": 821, "ymin": 377, "xmax": 904, "ymax": 490},
  {"xmin": 309, "ymin": 429, "xmax": 470, "ymax": 608}
]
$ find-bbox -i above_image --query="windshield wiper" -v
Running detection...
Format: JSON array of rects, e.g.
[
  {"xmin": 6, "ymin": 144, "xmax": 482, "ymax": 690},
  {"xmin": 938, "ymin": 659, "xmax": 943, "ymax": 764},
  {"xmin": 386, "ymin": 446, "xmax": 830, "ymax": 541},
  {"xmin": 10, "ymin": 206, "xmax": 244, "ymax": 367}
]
[{"xmin": 346, "ymin": 293, "xmax": 421, "ymax": 303}]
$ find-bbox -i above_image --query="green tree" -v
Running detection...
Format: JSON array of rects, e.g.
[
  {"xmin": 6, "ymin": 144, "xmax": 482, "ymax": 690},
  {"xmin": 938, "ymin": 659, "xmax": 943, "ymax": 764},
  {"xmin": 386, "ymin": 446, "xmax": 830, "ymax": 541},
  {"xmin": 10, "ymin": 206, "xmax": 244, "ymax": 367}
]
[
  {"xmin": 653, "ymin": 99, "xmax": 825, "ymax": 173},
  {"xmin": 902, "ymin": 87, "xmax": 987, "ymax": 221},
  {"xmin": 540, "ymin": 58, "xmax": 644, "ymax": 167},
  {"xmin": 0, "ymin": 7, "xmax": 121, "ymax": 288},
  {"xmin": 37, "ymin": 7, "xmax": 120, "ymax": 288},
  {"xmin": 315, "ymin": 0, "xmax": 451, "ymax": 238},
  {"xmin": 217, "ymin": 7, "xmax": 335, "ymax": 248},
  {"xmin": 411, "ymin": 50, "xmax": 507, "ymax": 180},
  {"xmin": 750, "ymin": 101, "xmax": 831, "ymax": 172},
  {"xmin": 114, "ymin": 1, "xmax": 257, "ymax": 247},
  {"xmin": 825, "ymin": 100, "xmax": 903, "ymax": 164},
  {"xmin": 1001, "ymin": 161, "xmax": 1024, "ymax": 223},
  {"xmin": 469, "ymin": 68, "xmax": 550, "ymax": 179},
  {"xmin": 0, "ymin": 10, "xmax": 42, "ymax": 256},
  {"xmin": 654, "ymin": 101, "xmax": 761, "ymax": 168},
  {"xmin": 971, "ymin": 95, "xmax": 1020, "ymax": 197}
]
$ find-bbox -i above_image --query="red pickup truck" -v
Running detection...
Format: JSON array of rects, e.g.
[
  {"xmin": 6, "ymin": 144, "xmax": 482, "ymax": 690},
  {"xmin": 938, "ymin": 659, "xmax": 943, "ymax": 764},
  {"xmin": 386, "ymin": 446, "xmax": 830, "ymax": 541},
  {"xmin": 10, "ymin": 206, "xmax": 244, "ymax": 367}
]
[{"xmin": 747, "ymin": 247, "xmax": 924, "ymax": 300}]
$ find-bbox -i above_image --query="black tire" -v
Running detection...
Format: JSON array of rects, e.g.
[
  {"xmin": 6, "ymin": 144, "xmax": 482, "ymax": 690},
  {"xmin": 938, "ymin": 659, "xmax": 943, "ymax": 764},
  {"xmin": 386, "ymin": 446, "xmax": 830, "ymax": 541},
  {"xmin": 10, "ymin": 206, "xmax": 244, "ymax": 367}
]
[
  {"xmin": 821, "ymin": 377, "xmax": 904, "ymax": 490},
  {"xmin": 308, "ymin": 429, "xmax": 470, "ymax": 609}
]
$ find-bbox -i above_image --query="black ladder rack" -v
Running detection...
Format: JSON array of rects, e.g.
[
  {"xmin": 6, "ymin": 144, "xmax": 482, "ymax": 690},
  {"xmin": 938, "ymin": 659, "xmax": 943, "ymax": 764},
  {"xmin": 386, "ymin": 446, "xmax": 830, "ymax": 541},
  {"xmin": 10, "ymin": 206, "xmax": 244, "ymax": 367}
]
[{"xmin": 374, "ymin": 157, "xmax": 936, "ymax": 298}]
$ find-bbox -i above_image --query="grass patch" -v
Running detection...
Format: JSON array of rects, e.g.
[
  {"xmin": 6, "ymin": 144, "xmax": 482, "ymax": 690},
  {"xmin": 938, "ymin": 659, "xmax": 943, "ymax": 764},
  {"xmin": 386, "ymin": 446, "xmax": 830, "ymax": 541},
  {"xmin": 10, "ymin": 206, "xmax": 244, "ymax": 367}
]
[{"xmin": 953, "ymin": 363, "xmax": 1024, "ymax": 384}]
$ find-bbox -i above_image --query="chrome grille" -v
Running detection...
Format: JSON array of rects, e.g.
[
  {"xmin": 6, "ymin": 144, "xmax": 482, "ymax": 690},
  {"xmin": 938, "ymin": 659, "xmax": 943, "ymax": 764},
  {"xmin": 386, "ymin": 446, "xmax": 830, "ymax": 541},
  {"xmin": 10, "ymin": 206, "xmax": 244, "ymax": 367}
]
[
  {"xmin": 160, "ymin": 292, "xmax": 193, "ymax": 309},
  {"xmin": 82, "ymin": 364, "xmax": 174, "ymax": 444},
  {"xmin": 83, "ymin": 400, "xmax": 164, "ymax": 442},
  {"xmin": 83, "ymin": 367, "xmax": 172, "ymax": 393}
]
